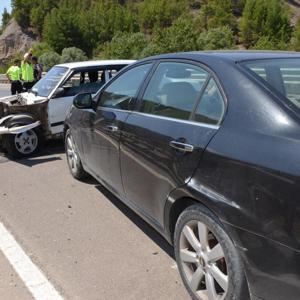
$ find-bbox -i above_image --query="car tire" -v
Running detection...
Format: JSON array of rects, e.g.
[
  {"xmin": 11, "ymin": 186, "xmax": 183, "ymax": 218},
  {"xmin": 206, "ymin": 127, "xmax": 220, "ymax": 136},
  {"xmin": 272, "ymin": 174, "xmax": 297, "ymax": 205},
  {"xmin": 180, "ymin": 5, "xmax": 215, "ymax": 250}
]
[
  {"xmin": 174, "ymin": 204, "xmax": 247, "ymax": 300},
  {"xmin": 3, "ymin": 128, "xmax": 40, "ymax": 159},
  {"xmin": 65, "ymin": 129, "xmax": 87, "ymax": 180}
]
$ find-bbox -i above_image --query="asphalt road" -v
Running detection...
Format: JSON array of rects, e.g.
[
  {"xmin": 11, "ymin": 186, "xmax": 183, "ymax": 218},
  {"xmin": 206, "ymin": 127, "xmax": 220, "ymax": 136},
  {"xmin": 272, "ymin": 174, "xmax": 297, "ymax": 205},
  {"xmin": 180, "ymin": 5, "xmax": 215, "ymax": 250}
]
[{"xmin": 0, "ymin": 84, "xmax": 189, "ymax": 300}]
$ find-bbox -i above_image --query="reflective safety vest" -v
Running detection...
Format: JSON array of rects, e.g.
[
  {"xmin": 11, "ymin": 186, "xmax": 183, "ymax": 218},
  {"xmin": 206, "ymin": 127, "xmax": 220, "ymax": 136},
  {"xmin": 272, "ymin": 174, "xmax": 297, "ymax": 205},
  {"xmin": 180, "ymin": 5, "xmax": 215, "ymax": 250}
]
[
  {"xmin": 21, "ymin": 61, "xmax": 34, "ymax": 82},
  {"xmin": 6, "ymin": 66, "xmax": 21, "ymax": 81}
]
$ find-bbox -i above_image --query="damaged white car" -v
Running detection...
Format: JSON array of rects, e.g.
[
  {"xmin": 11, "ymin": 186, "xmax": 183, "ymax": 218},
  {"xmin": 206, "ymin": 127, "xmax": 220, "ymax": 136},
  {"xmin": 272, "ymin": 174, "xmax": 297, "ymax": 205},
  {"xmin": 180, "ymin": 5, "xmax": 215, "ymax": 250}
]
[{"xmin": 0, "ymin": 60, "xmax": 135, "ymax": 158}]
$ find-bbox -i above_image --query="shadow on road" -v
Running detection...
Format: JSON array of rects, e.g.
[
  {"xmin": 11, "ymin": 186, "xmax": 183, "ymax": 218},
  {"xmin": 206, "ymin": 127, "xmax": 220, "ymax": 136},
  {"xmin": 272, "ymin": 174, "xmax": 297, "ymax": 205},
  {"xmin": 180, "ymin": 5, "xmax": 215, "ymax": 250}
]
[
  {"xmin": 1, "ymin": 140, "xmax": 65, "ymax": 167},
  {"xmin": 95, "ymin": 184, "xmax": 175, "ymax": 259}
]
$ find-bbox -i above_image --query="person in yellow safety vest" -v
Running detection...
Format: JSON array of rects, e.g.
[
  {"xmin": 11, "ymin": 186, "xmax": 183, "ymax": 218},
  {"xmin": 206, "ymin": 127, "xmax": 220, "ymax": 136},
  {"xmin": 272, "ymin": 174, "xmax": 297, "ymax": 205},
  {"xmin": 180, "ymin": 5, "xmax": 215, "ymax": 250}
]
[
  {"xmin": 6, "ymin": 59, "xmax": 22, "ymax": 95},
  {"xmin": 21, "ymin": 53, "xmax": 34, "ymax": 91}
]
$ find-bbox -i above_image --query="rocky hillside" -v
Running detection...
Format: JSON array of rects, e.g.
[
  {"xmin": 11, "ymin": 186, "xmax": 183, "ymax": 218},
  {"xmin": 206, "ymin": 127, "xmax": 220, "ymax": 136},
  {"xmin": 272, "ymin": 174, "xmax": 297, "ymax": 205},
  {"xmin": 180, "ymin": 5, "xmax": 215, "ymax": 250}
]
[{"xmin": 0, "ymin": 18, "xmax": 37, "ymax": 61}]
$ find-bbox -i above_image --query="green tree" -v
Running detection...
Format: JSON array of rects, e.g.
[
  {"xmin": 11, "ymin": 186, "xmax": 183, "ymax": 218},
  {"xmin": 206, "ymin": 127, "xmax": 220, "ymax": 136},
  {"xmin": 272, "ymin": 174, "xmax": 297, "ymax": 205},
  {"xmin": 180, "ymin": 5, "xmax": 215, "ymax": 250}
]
[
  {"xmin": 30, "ymin": 0, "xmax": 58, "ymax": 35},
  {"xmin": 39, "ymin": 51, "xmax": 61, "ymax": 71},
  {"xmin": 43, "ymin": 5, "xmax": 84, "ymax": 54},
  {"xmin": 61, "ymin": 47, "xmax": 87, "ymax": 63},
  {"xmin": 197, "ymin": 26, "xmax": 235, "ymax": 50},
  {"xmin": 150, "ymin": 15, "xmax": 201, "ymax": 54},
  {"xmin": 138, "ymin": 0, "xmax": 189, "ymax": 33},
  {"xmin": 31, "ymin": 42, "xmax": 54, "ymax": 58},
  {"xmin": 11, "ymin": 0, "xmax": 35, "ymax": 28},
  {"xmin": 2, "ymin": 8, "xmax": 11, "ymax": 28},
  {"xmin": 240, "ymin": 0, "xmax": 291, "ymax": 48},
  {"xmin": 232, "ymin": 0, "xmax": 246, "ymax": 15},
  {"xmin": 99, "ymin": 32, "xmax": 148, "ymax": 59},
  {"xmin": 199, "ymin": 0, "xmax": 237, "ymax": 31},
  {"xmin": 289, "ymin": 18, "xmax": 300, "ymax": 51},
  {"xmin": 79, "ymin": 0, "xmax": 138, "ymax": 56}
]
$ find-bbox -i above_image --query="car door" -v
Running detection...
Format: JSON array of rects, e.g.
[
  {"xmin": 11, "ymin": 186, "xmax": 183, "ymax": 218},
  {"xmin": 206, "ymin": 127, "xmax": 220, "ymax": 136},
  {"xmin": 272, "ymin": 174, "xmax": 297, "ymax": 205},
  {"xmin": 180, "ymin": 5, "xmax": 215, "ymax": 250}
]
[
  {"xmin": 120, "ymin": 61, "xmax": 226, "ymax": 227},
  {"xmin": 81, "ymin": 63, "xmax": 153, "ymax": 198}
]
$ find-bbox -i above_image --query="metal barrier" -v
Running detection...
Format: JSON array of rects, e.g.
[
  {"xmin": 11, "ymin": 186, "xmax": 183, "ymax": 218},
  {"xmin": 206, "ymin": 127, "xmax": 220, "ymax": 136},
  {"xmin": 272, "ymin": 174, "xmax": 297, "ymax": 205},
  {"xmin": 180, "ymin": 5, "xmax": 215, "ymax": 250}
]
[{"xmin": 0, "ymin": 74, "xmax": 9, "ymax": 84}]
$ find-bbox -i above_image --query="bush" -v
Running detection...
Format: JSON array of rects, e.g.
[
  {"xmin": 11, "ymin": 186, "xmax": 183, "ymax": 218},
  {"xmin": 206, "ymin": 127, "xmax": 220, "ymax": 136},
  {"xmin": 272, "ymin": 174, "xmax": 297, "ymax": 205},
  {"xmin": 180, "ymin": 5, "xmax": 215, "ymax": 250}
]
[
  {"xmin": 198, "ymin": 0, "xmax": 237, "ymax": 31},
  {"xmin": 251, "ymin": 37, "xmax": 278, "ymax": 50},
  {"xmin": 240, "ymin": 0, "xmax": 291, "ymax": 47},
  {"xmin": 138, "ymin": 0, "xmax": 189, "ymax": 33},
  {"xmin": 31, "ymin": 42, "xmax": 54, "ymax": 58},
  {"xmin": 99, "ymin": 32, "xmax": 148, "ymax": 59},
  {"xmin": 197, "ymin": 26, "xmax": 235, "ymax": 50},
  {"xmin": 39, "ymin": 51, "xmax": 61, "ymax": 71},
  {"xmin": 61, "ymin": 47, "xmax": 87, "ymax": 63},
  {"xmin": 290, "ymin": 19, "xmax": 300, "ymax": 51},
  {"xmin": 144, "ymin": 15, "xmax": 201, "ymax": 55}
]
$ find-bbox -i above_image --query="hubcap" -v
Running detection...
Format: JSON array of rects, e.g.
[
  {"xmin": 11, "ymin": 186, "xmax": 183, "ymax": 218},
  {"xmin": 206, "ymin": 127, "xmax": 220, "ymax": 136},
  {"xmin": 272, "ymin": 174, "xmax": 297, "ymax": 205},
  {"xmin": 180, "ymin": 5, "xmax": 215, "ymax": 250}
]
[
  {"xmin": 14, "ymin": 130, "xmax": 38, "ymax": 155},
  {"xmin": 179, "ymin": 220, "xmax": 228, "ymax": 300},
  {"xmin": 66, "ymin": 134, "xmax": 78, "ymax": 172}
]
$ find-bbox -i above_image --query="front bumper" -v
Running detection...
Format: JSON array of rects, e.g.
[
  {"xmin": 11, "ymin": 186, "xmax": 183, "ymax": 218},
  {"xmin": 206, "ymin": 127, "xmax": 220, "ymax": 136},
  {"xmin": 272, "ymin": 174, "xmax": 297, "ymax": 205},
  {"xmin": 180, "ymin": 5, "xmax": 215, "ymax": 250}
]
[{"xmin": 0, "ymin": 115, "xmax": 41, "ymax": 135}]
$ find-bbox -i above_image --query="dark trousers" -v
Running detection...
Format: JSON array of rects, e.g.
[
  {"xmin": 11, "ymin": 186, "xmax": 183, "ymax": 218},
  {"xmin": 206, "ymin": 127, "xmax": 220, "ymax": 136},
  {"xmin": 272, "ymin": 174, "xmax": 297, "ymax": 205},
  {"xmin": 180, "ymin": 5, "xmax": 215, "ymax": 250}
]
[
  {"xmin": 23, "ymin": 81, "xmax": 35, "ymax": 92},
  {"xmin": 11, "ymin": 80, "xmax": 23, "ymax": 95}
]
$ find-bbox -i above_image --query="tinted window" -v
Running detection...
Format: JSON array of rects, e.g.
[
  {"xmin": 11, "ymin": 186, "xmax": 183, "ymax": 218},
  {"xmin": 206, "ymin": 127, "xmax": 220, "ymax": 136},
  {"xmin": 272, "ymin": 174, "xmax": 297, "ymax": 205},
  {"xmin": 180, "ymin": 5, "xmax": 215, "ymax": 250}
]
[
  {"xmin": 140, "ymin": 62, "xmax": 209, "ymax": 120},
  {"xmin": 244, "ymin": 59, "xmax": 300, "ymax": 109},
  {"xmin": 98, "ymin": 64, "xmax": 152, "ymax": 110},
  {"xmin": 194, "ymin": 78, "xmax": 225, "ymax": 125}
]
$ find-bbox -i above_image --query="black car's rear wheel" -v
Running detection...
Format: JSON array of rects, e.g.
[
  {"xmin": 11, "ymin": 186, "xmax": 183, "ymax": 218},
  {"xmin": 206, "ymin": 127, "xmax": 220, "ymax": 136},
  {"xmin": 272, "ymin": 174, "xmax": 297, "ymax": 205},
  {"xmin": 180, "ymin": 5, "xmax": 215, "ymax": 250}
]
[
  {"xmin": 174, "ymin": 205, "xmax": 246, "ymax": 300},
  {"xmin": 65, "ymin": 129, "xmax": 87, "ymax": 180}
]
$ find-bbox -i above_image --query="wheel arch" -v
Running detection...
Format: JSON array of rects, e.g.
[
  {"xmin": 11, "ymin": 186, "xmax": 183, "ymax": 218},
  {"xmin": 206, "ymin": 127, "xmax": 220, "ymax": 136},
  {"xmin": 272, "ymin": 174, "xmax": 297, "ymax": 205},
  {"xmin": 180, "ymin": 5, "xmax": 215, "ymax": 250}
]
[
  {"xmin": 4, "ymin": 114, "xmax": 36, "ymax": 128},
  {"xmin": 165, "ymin": 190, "xmax": 221, "ymax": 244}
]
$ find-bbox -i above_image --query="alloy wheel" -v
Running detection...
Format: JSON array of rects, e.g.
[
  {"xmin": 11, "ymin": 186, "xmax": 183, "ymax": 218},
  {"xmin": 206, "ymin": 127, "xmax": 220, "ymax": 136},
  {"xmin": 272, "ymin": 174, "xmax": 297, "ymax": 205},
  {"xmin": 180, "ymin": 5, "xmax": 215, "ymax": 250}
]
[
  {"xmin": 14, "ymin": 130, "xmax": 38, "ymax": 155},
  {"xmin": 66, "ymin": 133, "xmax": 79, "ymax": 173},
  {"xmin": 179, "ymin": 220, "xmax": 228, "ymax": 300}
]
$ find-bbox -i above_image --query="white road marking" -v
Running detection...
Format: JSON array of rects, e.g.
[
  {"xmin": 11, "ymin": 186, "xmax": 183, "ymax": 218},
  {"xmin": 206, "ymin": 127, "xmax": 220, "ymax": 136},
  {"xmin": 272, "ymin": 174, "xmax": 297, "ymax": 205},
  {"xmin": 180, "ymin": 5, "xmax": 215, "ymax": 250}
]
[{"xmin": 0, "ymin": 222, "xmax": 64, "ymax": 300}]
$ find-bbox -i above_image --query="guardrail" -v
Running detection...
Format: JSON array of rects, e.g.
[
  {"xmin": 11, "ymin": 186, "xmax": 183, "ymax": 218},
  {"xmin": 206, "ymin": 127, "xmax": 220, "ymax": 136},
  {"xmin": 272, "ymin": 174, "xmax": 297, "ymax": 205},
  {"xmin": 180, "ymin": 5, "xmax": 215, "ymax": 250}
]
[{"xmin": 0, "ymin": 74, "xmax": 9, "ymax": 84}]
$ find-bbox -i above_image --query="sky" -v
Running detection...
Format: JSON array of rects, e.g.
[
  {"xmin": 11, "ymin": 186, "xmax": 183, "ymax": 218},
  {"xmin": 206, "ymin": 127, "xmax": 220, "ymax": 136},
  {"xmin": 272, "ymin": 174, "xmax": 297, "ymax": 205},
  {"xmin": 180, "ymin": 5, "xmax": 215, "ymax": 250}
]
[{"xmin": 0, "ymin": 0, "xmax": 12, "ymax": 26}]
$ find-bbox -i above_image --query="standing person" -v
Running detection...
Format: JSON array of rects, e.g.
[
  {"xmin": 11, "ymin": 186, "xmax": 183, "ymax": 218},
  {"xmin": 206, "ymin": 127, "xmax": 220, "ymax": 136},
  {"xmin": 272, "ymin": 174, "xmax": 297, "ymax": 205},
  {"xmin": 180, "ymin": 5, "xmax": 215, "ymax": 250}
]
[
  {"xmin": 6, "ymin": 59, "xmax": 22, "ymax": 95},
  {"xmin": 21, "ymin": 53, "xmax": 34, "ymax": 91},
  {"xmin": 32, "ymin": 56, "xmax": 43, "ymax": 83}
]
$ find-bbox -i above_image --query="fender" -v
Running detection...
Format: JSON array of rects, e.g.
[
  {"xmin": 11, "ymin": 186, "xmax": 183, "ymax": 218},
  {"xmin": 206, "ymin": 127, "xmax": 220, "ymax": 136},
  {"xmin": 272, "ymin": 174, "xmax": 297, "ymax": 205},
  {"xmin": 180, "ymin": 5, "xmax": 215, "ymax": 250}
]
[{"xmin": 0, "ymin": 114, "xmax": 41, "ymax": 135}]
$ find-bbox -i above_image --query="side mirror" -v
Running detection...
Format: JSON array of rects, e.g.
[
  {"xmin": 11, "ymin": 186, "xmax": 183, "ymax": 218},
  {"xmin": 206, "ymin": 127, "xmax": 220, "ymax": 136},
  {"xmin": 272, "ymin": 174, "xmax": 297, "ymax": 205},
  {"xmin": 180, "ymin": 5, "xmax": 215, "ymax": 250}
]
[
  {"xmin": 73, "ymin": 93, "xmax": 93, "ymax": 109},
  {"xmin": 53, "ymin": 87, "xmax": 65, "ymax": 98}
]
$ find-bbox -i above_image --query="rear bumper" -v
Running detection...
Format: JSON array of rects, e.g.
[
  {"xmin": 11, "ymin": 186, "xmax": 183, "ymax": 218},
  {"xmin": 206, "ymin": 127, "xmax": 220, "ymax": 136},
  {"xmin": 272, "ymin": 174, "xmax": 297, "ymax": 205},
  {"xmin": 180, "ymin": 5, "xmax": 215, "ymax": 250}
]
[{"xmin": 225, "ymin": 223, "xmax": 300, "ymax": 300}]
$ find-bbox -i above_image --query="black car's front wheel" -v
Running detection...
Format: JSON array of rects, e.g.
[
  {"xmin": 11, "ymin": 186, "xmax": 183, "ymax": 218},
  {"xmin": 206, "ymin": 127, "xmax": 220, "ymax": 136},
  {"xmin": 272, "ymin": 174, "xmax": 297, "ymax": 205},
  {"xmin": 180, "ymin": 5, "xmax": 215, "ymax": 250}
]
[
  {"xmin": 65, "ymin": 129, "xmax": 87, "ymax": 180},
  {"xmin": 174, "ymin": 205, "xmax": 247, "ymax": 300}
]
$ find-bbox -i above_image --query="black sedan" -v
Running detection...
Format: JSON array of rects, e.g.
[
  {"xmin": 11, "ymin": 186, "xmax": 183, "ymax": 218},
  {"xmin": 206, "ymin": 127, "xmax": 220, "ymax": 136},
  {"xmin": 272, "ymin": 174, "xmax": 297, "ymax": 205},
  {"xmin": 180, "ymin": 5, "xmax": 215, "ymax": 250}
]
[{"xmin": 64, "ymin": 52, "xmax": 300, "ymax": 300}]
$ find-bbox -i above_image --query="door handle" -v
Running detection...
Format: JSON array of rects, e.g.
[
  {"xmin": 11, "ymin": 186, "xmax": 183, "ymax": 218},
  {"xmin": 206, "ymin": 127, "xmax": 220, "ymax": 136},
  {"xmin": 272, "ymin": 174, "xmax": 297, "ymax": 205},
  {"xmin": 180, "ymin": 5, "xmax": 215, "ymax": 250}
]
[
  {"xmin": 106, "ymin": 125, "xmax": 119, "ymax": 132},
  {"xmin": 169, "ymin": 140, "xmax": 194, "ymax": 152}
]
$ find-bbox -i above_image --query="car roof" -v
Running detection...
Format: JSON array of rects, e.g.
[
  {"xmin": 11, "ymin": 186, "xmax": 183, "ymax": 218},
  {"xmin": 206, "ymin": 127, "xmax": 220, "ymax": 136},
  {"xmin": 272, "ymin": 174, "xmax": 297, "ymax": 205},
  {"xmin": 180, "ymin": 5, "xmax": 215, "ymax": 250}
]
[
  {"xmin": 142, "ymin": 51, "xmax": 300, "ymax": 63},
  {"xmin": 56, "ymin": 60, "xmax": 136, "ymax": 69}
]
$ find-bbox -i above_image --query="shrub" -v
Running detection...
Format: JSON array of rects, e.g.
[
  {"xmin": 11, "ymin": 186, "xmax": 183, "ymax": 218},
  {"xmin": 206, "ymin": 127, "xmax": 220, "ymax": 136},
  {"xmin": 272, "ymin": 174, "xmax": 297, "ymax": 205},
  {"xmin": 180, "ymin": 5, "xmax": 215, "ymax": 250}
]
[
  {"xmin": 39, "ymin": 51, "xmax": 61, "ymax": 71},
  {"xmin": 61, "ymin": 47, "xmax": 87, "ymax": 63},
  {"xmin": 31, "ymin": 42, "xmax": 54, "ymax": 58},
  {"xmin": 100, "ymin": 32, "xmax": 148, "ymax": 59},
  {"xmin": 197, "ymin": 26, "xmax": 235, "ymax": 50}
]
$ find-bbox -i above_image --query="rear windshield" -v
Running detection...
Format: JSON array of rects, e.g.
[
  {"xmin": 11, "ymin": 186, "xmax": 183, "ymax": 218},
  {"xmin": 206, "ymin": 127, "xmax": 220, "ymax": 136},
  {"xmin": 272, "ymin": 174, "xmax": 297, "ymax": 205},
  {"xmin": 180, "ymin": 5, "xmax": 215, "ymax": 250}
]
[{"xmin": 242, "ymin": 58, "xmax": 300, "ymax": 111}]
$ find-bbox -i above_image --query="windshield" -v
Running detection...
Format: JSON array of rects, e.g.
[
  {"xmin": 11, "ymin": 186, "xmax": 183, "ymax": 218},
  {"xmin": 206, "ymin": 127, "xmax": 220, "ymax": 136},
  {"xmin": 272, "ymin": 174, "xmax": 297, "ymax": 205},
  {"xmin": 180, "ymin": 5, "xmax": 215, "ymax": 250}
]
[
  {"xmin": 242, "ymin": 58, "xmax": 300, "ymax": 111},
  {"xmin": 31, "ymin": 66, "xmax": 68, "ymax": 97}
]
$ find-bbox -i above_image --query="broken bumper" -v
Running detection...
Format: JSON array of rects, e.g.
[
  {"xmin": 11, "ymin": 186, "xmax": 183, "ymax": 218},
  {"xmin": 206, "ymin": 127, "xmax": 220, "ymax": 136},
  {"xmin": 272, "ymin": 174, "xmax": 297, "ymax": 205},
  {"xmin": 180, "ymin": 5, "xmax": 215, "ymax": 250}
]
[{"xmin": 0, "ymin": 115, "xmax": 41, "ymax": 135}]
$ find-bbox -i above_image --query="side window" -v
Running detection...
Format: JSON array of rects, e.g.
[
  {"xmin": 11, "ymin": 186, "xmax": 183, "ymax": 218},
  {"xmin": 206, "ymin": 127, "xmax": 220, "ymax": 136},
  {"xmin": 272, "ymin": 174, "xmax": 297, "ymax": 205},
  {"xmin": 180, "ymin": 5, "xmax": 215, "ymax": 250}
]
[
  {"xmin": 194, "ymin": 78, "xmax": 225, "ymax": 125},
  {"xmin": 140, "ymin": 62, "xmax": 209, "ymax": 120},
  {"xmin": 98, "ymin": 64, "xmax": 152, "ymax": 110},
  {"xmin": 62, "ymin": 69, "xmax": 106, "ymax": 97}
]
